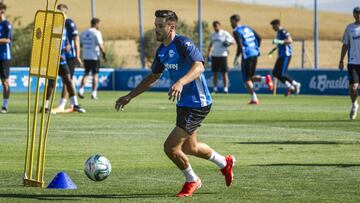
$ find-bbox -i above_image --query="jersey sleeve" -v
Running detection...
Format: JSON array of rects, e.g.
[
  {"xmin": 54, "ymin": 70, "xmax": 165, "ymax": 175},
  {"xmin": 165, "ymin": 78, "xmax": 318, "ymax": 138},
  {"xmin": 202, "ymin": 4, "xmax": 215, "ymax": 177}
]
[
  {"xmin": 151, "ymin": 50, "xmax": 165, "ymax": 74},
  {"xmin": 3, "ymin": 22, "xmax": 11, "ymax": 40},
  {"xmin": 225, "ymin": 31, "xmax": 235, "ymax": 43},
  {"xmin": 175, "ymin": 36, "xmax": 204, "ymax": 64},
  {"xmin": 96, "ymin": 31, "xmax": 104, "ymax": 45},
  {"xmin": 67, "ymin": 21, "xmax": 78, "ymax": 37},
  {"xmin": 342, "ymin": 26, "xmax": 350, "ymax": 45}
]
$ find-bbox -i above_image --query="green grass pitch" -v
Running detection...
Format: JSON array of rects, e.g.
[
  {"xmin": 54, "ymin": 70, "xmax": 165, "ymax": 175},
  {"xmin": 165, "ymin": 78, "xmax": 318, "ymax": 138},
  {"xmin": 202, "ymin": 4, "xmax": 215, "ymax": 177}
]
[{"xmin": 0, "ymin": 92, "xmax": 359, "ymax": 202}]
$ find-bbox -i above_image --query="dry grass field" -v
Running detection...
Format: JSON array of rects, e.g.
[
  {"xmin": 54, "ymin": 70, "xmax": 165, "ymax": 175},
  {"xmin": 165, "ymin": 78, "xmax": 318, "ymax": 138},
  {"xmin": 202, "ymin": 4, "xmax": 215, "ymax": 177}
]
[{"xmin": 7, "ymin": 0, "xmax": 353, "ymax": 40}]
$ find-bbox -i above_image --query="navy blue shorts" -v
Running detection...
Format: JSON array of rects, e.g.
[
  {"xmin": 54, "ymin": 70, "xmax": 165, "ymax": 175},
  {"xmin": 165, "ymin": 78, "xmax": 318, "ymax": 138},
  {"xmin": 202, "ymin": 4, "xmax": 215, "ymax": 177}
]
[{"xmin": 176, "ymin": 105, "xmax": 211, "ymax": 135}]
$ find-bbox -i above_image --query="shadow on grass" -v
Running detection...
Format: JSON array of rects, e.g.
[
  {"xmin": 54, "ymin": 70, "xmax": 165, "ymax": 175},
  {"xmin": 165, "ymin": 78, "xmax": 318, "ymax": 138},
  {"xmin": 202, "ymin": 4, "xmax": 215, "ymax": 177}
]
[
  {"xmin": 0, "ymin": 192, "xmax": 215, "ymax": 201},
  {"xmin": 251, "ymin": 163, "xmax": 360, "ymax": 168},
  {"xmin": 232, "ymin": 141, "xmax": 359, "ymax": 145}
]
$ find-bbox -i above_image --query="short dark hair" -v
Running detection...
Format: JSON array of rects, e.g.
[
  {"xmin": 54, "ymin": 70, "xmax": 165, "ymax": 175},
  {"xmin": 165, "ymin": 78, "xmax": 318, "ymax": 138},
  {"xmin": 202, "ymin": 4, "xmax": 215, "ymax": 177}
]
[
  {"xmin": 57, "ymin": 3, "xmax": 68, "ymax": 11},
  {"xmin": 91, "ymin": 18, "xmax": 100, "ymax": 27},
  {"xmin": 155, "ymin": 10, "xmax": 178, "ymax": 23},
  {"xmin": 270, "ymin": 19, "xmax": 280, "ymax": 25},
  {"xmin": 230, "ymin": 14, "xmax": 240, "ymax": 22},
  {"xmin": 354, "ymin": 6, "xmax": 360, "ymax": 13},
  {"xmin": 212, "ymin": 21, "xmax": 221, "ymax": 27},
  {"xmin": 0, "ymin": 3, "xmax": 7, "ymax": 10}
]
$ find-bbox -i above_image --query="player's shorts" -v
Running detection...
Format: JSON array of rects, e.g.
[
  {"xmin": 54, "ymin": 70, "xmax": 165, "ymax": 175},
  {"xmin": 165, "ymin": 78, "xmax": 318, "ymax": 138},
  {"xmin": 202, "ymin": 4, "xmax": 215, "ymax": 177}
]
[
  {"xmin": 66, "ymin": 57, "xmax": 77, "ymax": 78},
  {"xmin": 176, "ymin": 105, "xmax": 211, "ymax": 135},
  {"xmin": 84, "ymin": 60, "xmax": 100, "ymax": 75},
  {"xmin": 58, "ymin": 63, "xmax": 70, "ymax": 76},
  {"xmin": 273, "ymin": 56, "xmax": 292, "ymax": 77},
  {"xmin": 0, "ymin": 60, "xmax": 11, "ymax": 80},
  {"xmin": 211, "ymin": 56, "xmax": 228, "ymax": 73},
  {"xmin": 241, "ymin": 56, "xmax": 257, "ymax": 81},
  {"xmin": 348, "ymin": 64, "xmax": 360, "ymax": 85}
]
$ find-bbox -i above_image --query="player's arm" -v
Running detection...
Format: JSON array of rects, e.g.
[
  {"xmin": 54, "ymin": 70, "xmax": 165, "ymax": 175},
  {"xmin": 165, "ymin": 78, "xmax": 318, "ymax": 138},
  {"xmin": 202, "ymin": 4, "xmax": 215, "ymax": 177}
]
[
  {"xmin": 339, "ymin": 44, "xmax": 348, "ymax": 70},
  {"xmin": 339, "ymin": 27, "xmax": 349, "ymax": 70},
  {"xmin": 273, "ymin": 30, "xmax": 292, "ymax": 45},
  {"xmin": 169, "ymin": 61, "xmax": 204, "ymax": 101},
  {"xmin": 233, "ymin": 31, "xmax": 242, "ymax": 67},
  {"xmin": 0, "ymin": 23, "xmax": 11, "ymax": 44}
]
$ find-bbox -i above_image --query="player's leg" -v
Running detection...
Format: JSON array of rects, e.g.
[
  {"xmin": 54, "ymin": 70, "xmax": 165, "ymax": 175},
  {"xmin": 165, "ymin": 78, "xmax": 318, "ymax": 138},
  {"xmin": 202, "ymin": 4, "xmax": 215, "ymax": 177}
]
[
  {"xmin": 91, "ymin": 60, "xmax": 100, "ymax": 99},
  {"xmin": 242, "ymin": 57, "xmax": 259, "ymax": 104},
  {"xmin": 348, "ymin": 64, "xmax": 359, "ymax": 120},
  {"xmin": 78, "ymin": 60, "xmax": 91, "ymax": 99},
  {"xmin": 42, "ymin": 79, "xmax": 55, "ymax": 113},
  {"xmin": 282, "ymin": 56, "xmax": 301, "ymax": 95},
  {"xmin": 0, "ymin": 60, "xmax": 10, "ymax": 113},
  {"xmin": 220, "ymin": 56, "xmax": 229, "ymax": 93},
  {"xmin": 61, "ymin": 64, "xmax": 86, "ymax": 113},
  {"xmin": 250, "ymin": 57, "xmax": 273, "ymax": 91},
  {"xmin": 212, "ymin": 57, "xmax": 219, "ymax": 93}
]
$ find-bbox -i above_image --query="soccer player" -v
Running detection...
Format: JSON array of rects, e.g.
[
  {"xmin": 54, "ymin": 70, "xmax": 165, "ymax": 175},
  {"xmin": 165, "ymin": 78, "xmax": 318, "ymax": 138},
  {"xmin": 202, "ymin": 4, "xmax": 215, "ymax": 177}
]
[
  {"xmin": 207, "ymin": 21, "xmax": 234, "ymax": 94},
  {"xmin": 43, "ymin": 26, "xmax": 85, "ymax": 113},
  {"xmin": 339, "ymin": 6, "xmax": 360, "ymax": 120},
  {"xmin": 230, "ymin": 14, "xmax": 273, "ymax": 104},
  {"xmin": 115, "ymin": 10, "xmax": 235, "ymax": 197},
  {"xmin": 0, "ymin": 3, "xmax": 11, "ymax": 113},
  {"xmin": 270, "ymin": 19, "xmax": 301, "ymax": 96},
  {"xmin": 78, "ymin": 18, "xmax": 106, "ymax": 100},
  {"xmin": 53, "ymin": 4, "xmax": 83, "ymax": 112}
]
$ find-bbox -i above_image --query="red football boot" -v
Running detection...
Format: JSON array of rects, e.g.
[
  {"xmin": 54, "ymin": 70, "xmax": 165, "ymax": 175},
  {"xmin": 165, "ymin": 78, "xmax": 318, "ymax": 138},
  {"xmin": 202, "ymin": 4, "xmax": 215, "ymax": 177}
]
[
  {"xmin": 220, "ymin": 155, "xmax": 236, "ymax": 187},
  {"xmin": 176, "ymin": 178, "xmax": 202, "ymax": 197},
  {"xmin": 265, "ymin": 75, "xmax": 274, "ymax": 91},
  {"xmin": 248, "ymin": 99, "xmax": 259, "ymax": 105}
]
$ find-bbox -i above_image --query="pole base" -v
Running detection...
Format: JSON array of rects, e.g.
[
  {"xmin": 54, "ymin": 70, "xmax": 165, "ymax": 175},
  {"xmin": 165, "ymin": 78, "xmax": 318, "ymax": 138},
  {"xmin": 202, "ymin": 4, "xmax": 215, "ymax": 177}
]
[{"xmin": 23, "ymin": 178, "xmax": 44, "ymax": 188}]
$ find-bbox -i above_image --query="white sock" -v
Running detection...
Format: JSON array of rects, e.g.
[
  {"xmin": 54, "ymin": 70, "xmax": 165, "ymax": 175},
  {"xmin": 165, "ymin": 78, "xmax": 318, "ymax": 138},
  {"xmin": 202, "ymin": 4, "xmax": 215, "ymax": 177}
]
[
  {"xmin": 208, "ymin": 150, "xmax": 226, "ymax": 169},
  {"xmin": 92, "ymin": 91, "xmax": 97, "ymax": 98},
  {"xmin": 353, "ymin": 101, "xmax": 358, "ymax": 108},
  {"xmin": 252, "ymin": 92, "xmax": 258, "ymax": 101},
  {"xmin": 213, "ymin": 86, "xmax": 218, "ymax": 92},
  {"xmin": 224, "ymin": 86, "xmax": 228, "ymax": 93},
  {"xmin": 2, "ymin": 98, "xmax": 8, "ymax": 108},
  {"xmin": 285, "ymin": 81, "xmax": 294, "ymax": 90},
  {"xmin": 59, "ymin": 98, "xmax": 67, "ymax": 109},
  {"xmin": 70, "ymin": 96, "xmax": 79, "ymax": 106},
  {"xmin": 260, "ymin": 76, "xmax": 266, "ymax": 84},
  {"xmin": 45, "ymin": 100, "xmax": 50, "ymax": 108},
  {"xmin": 79, "ymin": 87, "xmax": 84, "ymax": 95},
  {"xmin": 182, "ymin": 165, "xmax": 198, "ymax": 182},
  {"xmin": 292, "ymin": 80, "xmax": 299, "ymax": 86}
]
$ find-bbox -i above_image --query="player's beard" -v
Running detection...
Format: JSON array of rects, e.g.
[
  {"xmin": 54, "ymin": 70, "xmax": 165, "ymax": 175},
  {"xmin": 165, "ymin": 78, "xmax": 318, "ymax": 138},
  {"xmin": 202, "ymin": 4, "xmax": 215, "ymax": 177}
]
[{"xmin": 156, "ymin": 30, "xmax": 171, "ymax": 42}]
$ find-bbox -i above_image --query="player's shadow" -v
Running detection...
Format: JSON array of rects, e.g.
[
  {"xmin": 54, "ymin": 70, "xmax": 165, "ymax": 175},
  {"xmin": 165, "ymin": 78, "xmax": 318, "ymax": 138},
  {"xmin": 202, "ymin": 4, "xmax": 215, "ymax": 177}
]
[
  {"xmin": 0, "ymin": 192, "xmax": 215, "ymax": 201},
  {"xmin": 251, "ymin": 163, "xmax": 360, "ymax": 168},
  {"xmin": 232, "ymin": 141, "xmax": 359, "ymax": 145}
]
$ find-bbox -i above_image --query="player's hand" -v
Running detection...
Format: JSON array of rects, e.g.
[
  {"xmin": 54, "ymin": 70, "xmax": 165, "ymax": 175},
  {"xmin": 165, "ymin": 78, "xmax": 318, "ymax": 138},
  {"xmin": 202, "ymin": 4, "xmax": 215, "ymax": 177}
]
[
  {"xmin": 168, "ymin": 81, "xmax": 183, "ymax": 102},
  {"xmin": 233, "ymin": 56, "xmax": 240, "ymax": 67},
  {"xmin": 76, "ymin": 57, "xmax": 83, "ymax": 67},
  {"xmin": 115, "ymin": 95, "xmax": 132, "ymax": 111},
  {"xmin": 339, "ymin": 61, "xmax": 344, "ymax": 70},
  {"xmin": 103, "ymin": 52, "xmax": 108, "ymax": 62}
]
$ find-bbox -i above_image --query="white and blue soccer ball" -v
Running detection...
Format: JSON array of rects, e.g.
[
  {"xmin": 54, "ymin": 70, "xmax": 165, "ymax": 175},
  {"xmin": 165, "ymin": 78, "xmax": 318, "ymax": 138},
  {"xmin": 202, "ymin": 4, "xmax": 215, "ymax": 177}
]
[{"xmin": 84, "ymin": 154, "xmax": 111, "ymax": 181}]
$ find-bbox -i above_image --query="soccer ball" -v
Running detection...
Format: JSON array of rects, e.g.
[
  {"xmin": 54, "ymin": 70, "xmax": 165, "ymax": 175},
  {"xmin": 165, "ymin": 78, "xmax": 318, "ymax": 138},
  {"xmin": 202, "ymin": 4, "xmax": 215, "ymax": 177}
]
[{"xmin": 84, "ymin": 154, "xmax": 111, "ymax": 181}]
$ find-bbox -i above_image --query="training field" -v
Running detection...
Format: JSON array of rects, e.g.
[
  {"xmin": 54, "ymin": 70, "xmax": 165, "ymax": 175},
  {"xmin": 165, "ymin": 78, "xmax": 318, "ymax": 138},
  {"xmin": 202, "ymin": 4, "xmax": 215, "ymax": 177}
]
[{"xmin": 0, "ymin": 92, "xmax": 359, "ymax": 202}]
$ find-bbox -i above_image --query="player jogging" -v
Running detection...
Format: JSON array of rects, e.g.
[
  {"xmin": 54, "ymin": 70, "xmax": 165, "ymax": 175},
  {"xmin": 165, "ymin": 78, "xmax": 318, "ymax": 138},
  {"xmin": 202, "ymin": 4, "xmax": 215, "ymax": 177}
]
[
  {"xmin": 115, "ymin": 10, "xmax": 235, "ymax": 197},
  {"xmin": 270, "ymin": 19, "xmax": 301, "ymax": 96},
  {"xmin": 0, "ymin": 3, "xmax": 11, "ymax": 113},
  {"xmin": 53, "ymin": 4, "xmax": 83, "ymax": 113},
  {"xmin": 230, "ymin": 14, "xmax": 273, "ymax": 104},
  {"xmin": 339, "ymin": 6, "xmax": 360, "ymax": 120},
  {"xmin": 43, "ymin": 26, "xmax": 85, "ymax": 114},
  {"xmin": 78, "ymin": 18, "xmax": 106, "ymax": 100},
  {"xmin": 207, "ymin": 20, "xmax": 234, "ymax": 94}
]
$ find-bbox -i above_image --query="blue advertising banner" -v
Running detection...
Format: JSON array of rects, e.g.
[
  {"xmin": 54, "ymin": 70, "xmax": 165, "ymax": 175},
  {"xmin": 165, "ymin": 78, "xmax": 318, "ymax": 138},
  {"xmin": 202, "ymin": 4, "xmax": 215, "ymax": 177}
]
[{"xmin": 1, "ymin": 67, "xmax": 349, "ymax": 95}]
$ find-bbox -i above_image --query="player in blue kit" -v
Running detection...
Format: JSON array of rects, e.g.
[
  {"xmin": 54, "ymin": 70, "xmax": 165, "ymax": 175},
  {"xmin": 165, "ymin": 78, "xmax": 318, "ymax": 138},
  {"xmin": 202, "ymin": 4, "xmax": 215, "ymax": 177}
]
[
  {"xmin": 115, "ymin": 10, "xmax": 235, "ymax": 197},
  {"xmin": 0, "ymin": 3, "xmax": 11, "ymax": 113},
  {"xmin": 52, "ymin": 4, "xmax": 83, "ymax": 113},
  {"xmin": 231, "ymin": 14, "xmax": 273, "ymax": 104},
  {"xmin": 270, "ymin": 19, "xmax": 301, "ymax": 96}
]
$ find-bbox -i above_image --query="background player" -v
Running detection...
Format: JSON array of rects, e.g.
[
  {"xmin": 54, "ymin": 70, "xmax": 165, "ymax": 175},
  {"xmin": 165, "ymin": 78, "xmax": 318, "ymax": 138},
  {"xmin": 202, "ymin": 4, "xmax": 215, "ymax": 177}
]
[
  {"xmin": 44, "ymin": 26, "xmax": 85, "ymax": 113},
  {"xmin": 207, "ymin": 20, "xmax": 234, "ymax": 94},
  {"xmin": 0, "ymin": 3, "xmax": 11, "ymax": 113},
  {"xmin": 115, "ymin": 10, "xmax": 235, "ymax": 197},
  {"xmin": 270, "ymin": 19, "xmax": 301, "ymax": 96},
  {"xmin": 230, "ymin": 14, "xmax": 273, "ymax": 104},
  {"xmin": 78, "ymin": 18, "xmax": 106, "ymax": 100},
  {"xmin": 53, "ymin": 3, "xmax": 83, "ymax": 112},
  {"xmin": 339, "ymin": 6, "xmax": 360, "ymax": 120}
]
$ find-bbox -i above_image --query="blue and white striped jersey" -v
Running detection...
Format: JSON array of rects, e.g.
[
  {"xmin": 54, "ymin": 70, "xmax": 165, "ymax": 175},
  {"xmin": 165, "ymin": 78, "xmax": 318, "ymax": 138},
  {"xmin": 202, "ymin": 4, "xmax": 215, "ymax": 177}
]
[
  {"xmin": 151, "ymin": 35, "xmax": 212, "ymax": 108},
  {"xmin": 277, "ymin": 28, "xmax": 292, "ymax": 57},
  {"xmin": 65, "ymin": 18, "xmax": 78, "ymax": 59},
  {"xmin": 0, "ymin": 20, "xmax": 12, "ymax": 60},
  {"xmin": 233, "ymin": 25, "xmax": 261, "ymax": 59}
]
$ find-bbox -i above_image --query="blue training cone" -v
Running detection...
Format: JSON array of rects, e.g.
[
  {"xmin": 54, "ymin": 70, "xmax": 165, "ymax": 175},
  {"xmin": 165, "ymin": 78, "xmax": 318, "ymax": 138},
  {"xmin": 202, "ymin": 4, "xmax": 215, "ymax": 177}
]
[{"xmin": 47, "ymin": 172, "xmax": 77, "ymax": 189}]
